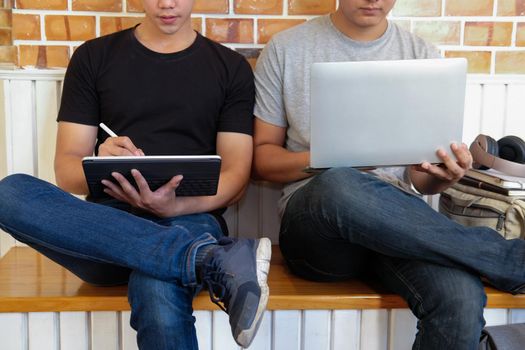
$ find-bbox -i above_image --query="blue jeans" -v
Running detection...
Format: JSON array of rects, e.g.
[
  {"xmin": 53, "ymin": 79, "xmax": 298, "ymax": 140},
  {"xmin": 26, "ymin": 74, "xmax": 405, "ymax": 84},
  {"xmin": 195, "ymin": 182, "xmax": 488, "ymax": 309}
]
[
  {"xmin": 0, "ymin": 174, "xmax": 224, "ymax": 349},
  {"xmin": 280, "ymin": 167, "xmax": 525, "ymax": 350}
]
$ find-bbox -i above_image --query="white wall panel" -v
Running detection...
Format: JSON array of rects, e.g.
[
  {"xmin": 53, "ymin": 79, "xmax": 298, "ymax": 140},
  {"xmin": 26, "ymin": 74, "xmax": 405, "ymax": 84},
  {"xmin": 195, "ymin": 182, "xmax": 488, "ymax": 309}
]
[
  {"xmin": 463, "ymin": 83, "xmax": 483, "ymax": 144},
  {"xmin": 212, "ymin": 311, "xmax": 240, "ymax": 350},
  {"xmin": 509, "ymin": 309, "xmax": 525, "ymax": 324},
  {"xmin": 90, "ymin": 311, "xmax": 119, "ymax": 350},
  {"xmin": 35, "ymin": 80, "xmax": 59, "ymax": 184},
  {"xmin": 9, "ymin": 80, "xmax": 35, "ymax": 175},
  {"xmin": 237, "ymin": 182, "xmax": 261, "ymax": 239},
  {"xmin": 260, "ymin": 182, "xmax": 281, "ymax": 243},
  {"xmin": 360, "ymin": 310, "xmax": 388, "ymax": 350},
  {"xmin": 245, "ymin": 311, "xmax": 271, "ymax": 350},
  {"xmin": 195, "ymin": 311, "xmax": 213, "ymax": 350},
  {"xmin": 505, "ymin": 84, "xmax": 525, "ymax": 137},
  {"xmin": 120, "ymin": 311, "xmax": 138, "ymax": 350},
  {"xmin": 59, "ymin": 311, "xmax": 88, "ymax": 350},
  {"xmin": 272, "ymin": 310, "xmax": 301, "ymax": 350},
  {"xmin": 28, "ymin": 312, "xmax": 58, "ymax": 350},
  {"xmin": 0, "ymin": 313, "xmax": 27, "ymax": 350},
  {"xmin": 302, "ymin": 310, "xmax": 331, "ymax": 350},
  {"xmin": 480, "ymin": 85, "xmax": 506, "ymax": 139},
  {"xmin": 484, "ymin": 309, "xmax": 508, "ymax": 326},
  {"xmin": 389, "ymin": 309, "xmax": 417, "ymax": 350},
  {"xmin": 332, "ymin": 310, "xmax": 360, "ymax": 350}
]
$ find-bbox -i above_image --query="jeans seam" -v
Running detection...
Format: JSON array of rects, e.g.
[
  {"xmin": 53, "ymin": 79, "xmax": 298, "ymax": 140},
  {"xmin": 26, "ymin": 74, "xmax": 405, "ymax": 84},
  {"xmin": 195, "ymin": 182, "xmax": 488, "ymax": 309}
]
[
  {"xmin": 0, "ymin": 222, "xmax": 117, "ymax": 265},
  {"xmin": 381, "ymin": 259, "xmax": 427, "ymax": 317}
]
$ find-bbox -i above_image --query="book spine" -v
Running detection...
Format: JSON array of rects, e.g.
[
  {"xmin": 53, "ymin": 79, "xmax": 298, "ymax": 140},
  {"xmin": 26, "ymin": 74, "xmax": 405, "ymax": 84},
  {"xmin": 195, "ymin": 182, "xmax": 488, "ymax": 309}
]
[{"xmin": 459, "ymin": 177, "xmax": 509, "ymax": 196}]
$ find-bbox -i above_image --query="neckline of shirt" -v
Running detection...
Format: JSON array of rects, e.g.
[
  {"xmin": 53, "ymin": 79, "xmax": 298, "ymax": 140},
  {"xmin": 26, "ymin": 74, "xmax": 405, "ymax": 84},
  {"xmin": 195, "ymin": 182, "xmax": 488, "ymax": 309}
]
[
  {"xmin": 128, "ymin": 26, "xmax": 203, "ymax": 61},
  {"xmin": 322, "ymin": 14, "xmax": 393, "ymax": 48}
]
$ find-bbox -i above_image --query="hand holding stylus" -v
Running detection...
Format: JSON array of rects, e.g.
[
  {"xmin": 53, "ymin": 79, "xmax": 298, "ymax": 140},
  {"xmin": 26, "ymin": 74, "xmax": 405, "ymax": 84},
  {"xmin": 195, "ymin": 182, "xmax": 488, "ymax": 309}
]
[{"xmin": 97, "ymin": 123, "xmax": 145, "ymax": 157}]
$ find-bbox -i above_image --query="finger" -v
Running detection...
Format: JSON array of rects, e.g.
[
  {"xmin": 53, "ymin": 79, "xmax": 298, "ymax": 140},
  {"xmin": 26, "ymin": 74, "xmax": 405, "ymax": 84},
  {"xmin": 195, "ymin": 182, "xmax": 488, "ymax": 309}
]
[
  {"xmin": 98, "ymin": 138, "xmax": 135, "ymax": 156},
  {"xmin": 101, "ymin": 179, "xmax": 128, "ymax": 201},
  {"xmin": 103, "ymin": 187, "xmax": 126, "ymax": 202},
  {"xmin": 112, "ymin": 137, "xmax": 141, "ymax": 156},
  {"xmin": 111, "ymin": 172, "xmax": 142, "ymax": 202},
  {"xmin": 426, "ymin": 164, "xmax": 453, "ymax": 181},
  {"xmin": 437, "ymin": 148, "xmax": 461, "ymax": 175},
  {"xmin": 451, "ymin": 143, "xmax": 472, "ymax": 169},
  {"xmin": 156, "ymin": 175, "xmax": 183, "ymax": 195},
  {"xmin": 131, "ymin": 169, "xmax": 152, "ymax": 195}
]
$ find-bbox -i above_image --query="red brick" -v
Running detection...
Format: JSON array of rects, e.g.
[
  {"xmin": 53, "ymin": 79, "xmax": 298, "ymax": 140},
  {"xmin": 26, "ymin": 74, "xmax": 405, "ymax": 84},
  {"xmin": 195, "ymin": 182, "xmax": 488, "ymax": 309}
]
[
  {"xmin": 12, "ymin": 13, "xmax": 40, "ymax": 40},
  {"xmin": 497, "ymin": 0, "xmax": 525, "ymax": 16},
  {"xmin": 392, "ymin": 0, "xmax": 442, "ymax": 17},
  {"xmin": 194, "ymin": 0, "xmax": 229, "ymax": 13},
  {"xmin": 19, "ymin": 45, "xmax": 69, "ymax": 68},
  {"xmin": 45, "ymin": 15, "xmax": 96, "ymax": 41},
  {"xmin": 16, "ymin": 0, "xmax": 67, "ymax": 10},
  {"xmin": 446, "ymin": 0, "xmax": 494, "ymax": 16},
  {"xmin": 235, "ymin": 0, "xmax": 282, "ymax": 14},
  {"xmin": 495, "ymin": 51, "xmax": 525, "ymax": 74},
  {"xmin": 73, "ymin": 0, "xmax": 122, "ymax": 12},
  {"xmin": 258, "ymin": 18, "xmax": 304, "ymax": 44},
  {"xmin": 288, "ymin": 0, "xmax": 336, "ymax": 15},
  {"xmin": 464, "ymin": 22, "xmax": 513, "ymax": 47},
  {"xmin": 445, "ymin": 51, "xmax": 492, "ymax": 74},
  {"xmin": 205, "ymin": 18, "xmax": 254, "ymax": 43}
]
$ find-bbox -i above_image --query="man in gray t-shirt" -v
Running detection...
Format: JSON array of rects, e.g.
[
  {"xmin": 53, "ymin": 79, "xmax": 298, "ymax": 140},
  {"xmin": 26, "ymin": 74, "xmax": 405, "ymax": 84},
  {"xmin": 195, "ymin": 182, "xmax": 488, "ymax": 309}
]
[{"xmin": 253, "ymin": 1, "xmax": 525, "ymax": 349}]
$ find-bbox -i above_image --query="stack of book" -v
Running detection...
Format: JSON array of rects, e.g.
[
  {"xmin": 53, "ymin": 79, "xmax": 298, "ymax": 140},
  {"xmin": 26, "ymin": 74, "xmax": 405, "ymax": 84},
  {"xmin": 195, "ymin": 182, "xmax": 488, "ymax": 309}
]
[{"xmin": 460, "ymin": 169, "xmax": 525, "ymax": 197}]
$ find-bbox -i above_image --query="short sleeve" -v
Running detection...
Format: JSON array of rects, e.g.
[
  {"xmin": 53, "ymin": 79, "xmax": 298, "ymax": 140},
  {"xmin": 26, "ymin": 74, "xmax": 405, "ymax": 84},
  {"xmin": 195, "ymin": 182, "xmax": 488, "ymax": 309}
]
[
  {"xmin": 57, "ymin": 43, "xmax": 100, "ymax": 125},
  {"xmin": 218, "ymin": 57, "xmax": 255, "ymax": 135},
  {"xmin": 253, "ymin": 40, "xmax": 288, "ymax": 128}
]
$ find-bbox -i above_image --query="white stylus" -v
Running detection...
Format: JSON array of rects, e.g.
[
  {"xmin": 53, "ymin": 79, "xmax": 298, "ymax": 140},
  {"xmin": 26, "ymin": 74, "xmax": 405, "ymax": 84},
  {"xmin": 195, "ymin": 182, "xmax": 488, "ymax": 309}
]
[{"xmin": 99, "ymin": 123, "xmax": 118, "ymax": 137}]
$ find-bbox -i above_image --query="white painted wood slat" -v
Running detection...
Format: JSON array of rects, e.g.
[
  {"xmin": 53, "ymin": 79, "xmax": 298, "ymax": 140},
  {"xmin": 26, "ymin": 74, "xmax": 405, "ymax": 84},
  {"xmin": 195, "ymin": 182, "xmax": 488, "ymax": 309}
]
[
  {"xmin": 0, "ymin": 313, "xmax": 27, "ymax": 350},
  {"xmin": 35, "ymin": 80, "xmax": 59, "ymax": 185},
  {"xmin": 90, "ymin": 311, "xmax": 119, "ymax": 350},
  {"xmin": 359, "ymin": 310, "xmax": 388, "ymax": 350},
  {"xmin": 272, "ymin": 310, "xmax": 301, "ymax": 350},
  {"xmin": 59, "ymin": 312, "xmax": 89, "ymax": 350},
  {"xmin": 28, "ymin": 312, "xmax": 58, "ymax": 350},
  {"xmin": 302, "ymin": 310, "xmax": 331, "ymax": 350},
  {"xmin": 480, "ymin": 84, "xmax": 506, "ymax": 139},
  {"xmin": 120, "ymin": 311, "xmax": 138, "ymax": 350},
  {"xmin": 331, "ymin": 310, "xmax": 360, "ymax": 350}
]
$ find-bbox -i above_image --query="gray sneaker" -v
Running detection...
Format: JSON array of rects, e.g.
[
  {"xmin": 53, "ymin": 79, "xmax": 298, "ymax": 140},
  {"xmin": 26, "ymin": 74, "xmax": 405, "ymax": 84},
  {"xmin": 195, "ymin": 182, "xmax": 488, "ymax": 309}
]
[{"xmin": 201, "ymin": 237, "xmax": 271, "ymax": 348}]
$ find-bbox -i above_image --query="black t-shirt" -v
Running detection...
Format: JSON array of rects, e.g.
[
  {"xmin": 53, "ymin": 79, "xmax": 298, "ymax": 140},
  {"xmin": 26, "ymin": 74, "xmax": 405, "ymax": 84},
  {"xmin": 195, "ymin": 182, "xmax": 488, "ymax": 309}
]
[
  {"xmin": 57, "ymin": 29, "xmax": 254, "ymax": 230},
  {"xmin": 58, "ymin": 28, "xmax": 254, "ymax": 156}
]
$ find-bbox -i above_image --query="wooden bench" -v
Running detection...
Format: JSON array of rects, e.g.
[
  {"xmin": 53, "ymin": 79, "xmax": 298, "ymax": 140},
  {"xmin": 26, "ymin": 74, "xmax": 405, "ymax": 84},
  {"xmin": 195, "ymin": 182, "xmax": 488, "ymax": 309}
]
[{"xmin": 1, "ymin": 246, "xmax": 524, "ymax": 313}]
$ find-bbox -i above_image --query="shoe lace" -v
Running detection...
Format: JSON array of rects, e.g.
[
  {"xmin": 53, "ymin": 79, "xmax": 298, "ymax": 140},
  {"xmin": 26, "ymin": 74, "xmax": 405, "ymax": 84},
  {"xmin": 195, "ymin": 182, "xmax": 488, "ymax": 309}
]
[{"xmin": 202, "ymin": 261, "xmax": 235, "ymax": 313}]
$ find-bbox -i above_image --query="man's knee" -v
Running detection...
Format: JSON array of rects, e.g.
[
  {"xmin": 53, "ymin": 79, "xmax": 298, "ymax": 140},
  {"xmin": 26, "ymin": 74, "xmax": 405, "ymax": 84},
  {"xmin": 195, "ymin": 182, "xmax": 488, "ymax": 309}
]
[{"xmin": 424, "ymin": 275, "xmax": 486, "ymax": 342}]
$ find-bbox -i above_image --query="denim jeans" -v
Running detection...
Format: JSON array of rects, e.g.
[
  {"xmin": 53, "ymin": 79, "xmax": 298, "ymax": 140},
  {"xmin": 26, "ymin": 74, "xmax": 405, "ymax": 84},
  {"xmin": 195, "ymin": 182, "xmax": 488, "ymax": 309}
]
[
  {"xmin": 0, "ymin": 174, "xmax": 224, "ymax": 349},
  {"xmin": 280, "ymin": 167, "xmax": 525, "ymax": 350}
]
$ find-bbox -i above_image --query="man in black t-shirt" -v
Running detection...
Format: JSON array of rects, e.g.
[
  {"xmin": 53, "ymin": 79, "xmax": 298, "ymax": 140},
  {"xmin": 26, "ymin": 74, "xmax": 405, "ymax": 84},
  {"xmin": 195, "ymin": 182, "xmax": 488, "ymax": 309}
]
[{"xmin": 0, "ymin": 0, "xmax": 270, "ymax": 349}]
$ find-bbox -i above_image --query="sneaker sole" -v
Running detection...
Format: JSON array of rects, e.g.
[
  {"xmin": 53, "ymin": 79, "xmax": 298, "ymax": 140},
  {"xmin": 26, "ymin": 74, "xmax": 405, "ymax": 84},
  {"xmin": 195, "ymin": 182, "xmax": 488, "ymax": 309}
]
[{"xmin": 236, "ymin": 237, "xmax": 272, "ymax": 348}]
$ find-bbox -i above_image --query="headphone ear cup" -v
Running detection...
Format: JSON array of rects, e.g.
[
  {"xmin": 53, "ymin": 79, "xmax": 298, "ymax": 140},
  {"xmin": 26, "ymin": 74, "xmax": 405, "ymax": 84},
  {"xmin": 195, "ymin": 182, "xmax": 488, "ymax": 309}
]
[
  {"xmin": 477, "ymin": 135, "xmax": 499, "ymax": 170},
  {"xmin": 497, "ymin": 136, "xmax": 525, "ymax": 164}
]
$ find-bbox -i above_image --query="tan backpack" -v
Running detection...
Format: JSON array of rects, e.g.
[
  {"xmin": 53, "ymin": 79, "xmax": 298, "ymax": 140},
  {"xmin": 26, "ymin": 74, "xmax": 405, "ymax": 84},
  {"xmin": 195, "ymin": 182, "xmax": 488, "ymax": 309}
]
[{"xmin": 439, "ymin": 182, "xmax": 525, "ymax": 239}]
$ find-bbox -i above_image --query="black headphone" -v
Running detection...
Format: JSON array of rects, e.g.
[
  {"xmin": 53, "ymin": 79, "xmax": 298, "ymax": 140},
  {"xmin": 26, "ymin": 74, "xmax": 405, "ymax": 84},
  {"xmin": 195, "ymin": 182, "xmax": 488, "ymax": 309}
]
[{"xmin": 470, "ymin": 134, "xmax": 525, "ymax": 176}]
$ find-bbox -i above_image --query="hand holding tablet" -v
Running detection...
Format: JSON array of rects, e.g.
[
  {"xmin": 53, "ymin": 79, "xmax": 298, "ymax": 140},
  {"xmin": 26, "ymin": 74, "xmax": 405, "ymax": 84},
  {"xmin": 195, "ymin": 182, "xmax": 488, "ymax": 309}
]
[{"xmin": 85, "ymin": 124, "xmax": 221, "ymax": 198}]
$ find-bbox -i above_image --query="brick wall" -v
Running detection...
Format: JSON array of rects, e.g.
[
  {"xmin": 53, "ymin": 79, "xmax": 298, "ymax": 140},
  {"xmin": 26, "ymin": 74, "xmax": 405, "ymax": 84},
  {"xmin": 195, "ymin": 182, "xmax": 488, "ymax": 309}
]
[{"xmin": 3, "ymin": 0, "xmax": 525, "ymax": 74}]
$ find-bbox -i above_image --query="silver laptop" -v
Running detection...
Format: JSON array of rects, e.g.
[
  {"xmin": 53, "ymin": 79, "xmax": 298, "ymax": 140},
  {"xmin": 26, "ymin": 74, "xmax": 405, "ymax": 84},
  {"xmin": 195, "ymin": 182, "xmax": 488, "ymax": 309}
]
[{"xmin": 309, "ymin": 58, "xmax": 467, "ymax": 169}]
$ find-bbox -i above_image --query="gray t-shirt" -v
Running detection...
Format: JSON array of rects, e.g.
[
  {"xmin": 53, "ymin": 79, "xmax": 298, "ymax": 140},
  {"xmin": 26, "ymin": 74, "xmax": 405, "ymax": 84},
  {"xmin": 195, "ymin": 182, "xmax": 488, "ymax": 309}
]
[{"xmin": 254, "ymin": 15, "xmax": 441, "ymax": 216}]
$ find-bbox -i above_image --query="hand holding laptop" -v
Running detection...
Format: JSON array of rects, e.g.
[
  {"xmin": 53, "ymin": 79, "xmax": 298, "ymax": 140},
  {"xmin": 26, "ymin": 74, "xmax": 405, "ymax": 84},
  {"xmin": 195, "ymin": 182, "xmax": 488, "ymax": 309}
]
[{"xmin": 412, "ymin": 142, "xmax": 473, "ymax": 182}]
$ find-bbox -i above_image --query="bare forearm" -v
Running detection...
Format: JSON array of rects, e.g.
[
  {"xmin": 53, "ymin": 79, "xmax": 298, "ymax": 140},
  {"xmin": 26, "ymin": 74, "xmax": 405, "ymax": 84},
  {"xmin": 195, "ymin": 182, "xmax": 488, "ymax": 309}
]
[
  {"xmin": 409, "ymin": 167, "xmax": 454, "ymax": 195},
  {"xmin": 167, "ymin": 170, "xmax": 248, "ymax": 217},
  {"xmin": 253, "ymin": 144, "xmax": 311, "ymax": 183},
  {"xmin": 54, "ymin": 155, "xmax": 89, "ymax": 195}
]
